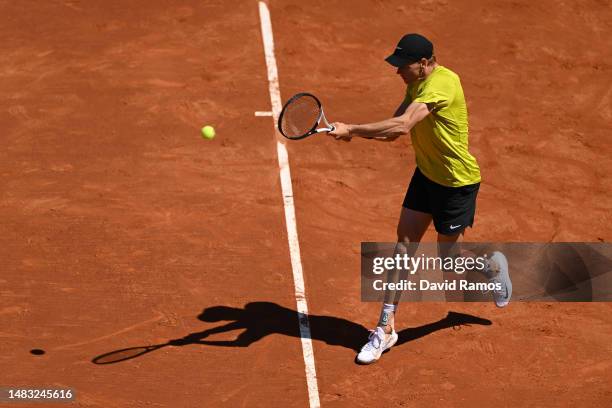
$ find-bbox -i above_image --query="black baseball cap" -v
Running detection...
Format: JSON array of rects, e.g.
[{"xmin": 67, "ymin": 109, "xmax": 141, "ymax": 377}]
[{"xmin": 385, "ymin": 33, "xmax": 434, "ymax": 67}]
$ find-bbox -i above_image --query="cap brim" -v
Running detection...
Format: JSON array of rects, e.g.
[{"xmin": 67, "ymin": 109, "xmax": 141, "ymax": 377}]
[
  {"xmin": 385, "ymin": 54, "xmax": 418, "ymax": 68},
  {"xmin": 385, "ymin": 54, "xmax": 408, "ymax": 67}
]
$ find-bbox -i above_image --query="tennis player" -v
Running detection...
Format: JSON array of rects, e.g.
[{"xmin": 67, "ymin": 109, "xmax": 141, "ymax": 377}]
[{"xmin": 329, "ymin": 33, "xmax": 512, "ymax": 364}]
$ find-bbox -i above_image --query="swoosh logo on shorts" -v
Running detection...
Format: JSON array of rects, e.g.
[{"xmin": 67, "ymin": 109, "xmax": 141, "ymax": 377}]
[{"xmin": 449, "ymin": 224, "xmax": 462, "ymax": 230}]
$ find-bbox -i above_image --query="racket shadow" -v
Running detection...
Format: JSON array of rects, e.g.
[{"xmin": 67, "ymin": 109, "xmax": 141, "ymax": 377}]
[
  {"xmin": 91, "ymin": 302, "xmax": 492, "ymax": 364},
  {"xmin": 92, "ymin": 344, "xmax": 169, "ymax": 364}
]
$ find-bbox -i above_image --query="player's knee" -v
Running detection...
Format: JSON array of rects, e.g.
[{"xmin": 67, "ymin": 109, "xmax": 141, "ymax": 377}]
[{"xmin": 396, "ymin": 229, "xmax": 421, "ymax": 244}]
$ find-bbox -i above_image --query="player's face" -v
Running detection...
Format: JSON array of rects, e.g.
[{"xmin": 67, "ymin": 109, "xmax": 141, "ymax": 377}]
[{"xmin": 397, "ymin": 61, "xmax": 423, "ymax": 84}]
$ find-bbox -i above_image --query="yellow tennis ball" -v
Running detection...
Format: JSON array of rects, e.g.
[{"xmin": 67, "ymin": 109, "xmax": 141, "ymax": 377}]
[{"xmin": 201, "ymin": 125, "xmax": 215, "ymax": 140}]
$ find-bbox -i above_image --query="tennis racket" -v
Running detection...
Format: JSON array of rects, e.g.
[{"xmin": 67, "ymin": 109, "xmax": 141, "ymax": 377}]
[{"xmin": 278, "ymin": 93, "xmax": 335, "ymax": 140}]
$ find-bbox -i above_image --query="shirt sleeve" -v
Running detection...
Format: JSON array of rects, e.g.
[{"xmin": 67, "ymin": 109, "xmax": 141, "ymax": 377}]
[{"xmin": 412, "ymin": 74, "xmax": 455, "ymax": 110}]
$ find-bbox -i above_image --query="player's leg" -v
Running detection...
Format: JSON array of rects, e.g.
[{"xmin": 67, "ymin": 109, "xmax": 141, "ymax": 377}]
[
  {"xmin": 431, "ymin": 180, "xmax": 511, "ymax": 306},
  {"xmin": 437, "ymin": 230, "xmax": 511, "ymax": 306},
  {"xmin": 382, "ymin": 168, "xmax": 433, "ymax": 332},
  {"xmin": 380, "ymin": 207, "xmax": 432, "ymax": 329},
  {"xmin": 357, "ymin": 168, "xmax": 431, "ymax": 364},
  {"xmin": 357, "ymin": 207, "xmax": 431, "ymax": 364},
  {"xmin": 437, "ymin": 230, "xmax": 465, "ymax": 301}
]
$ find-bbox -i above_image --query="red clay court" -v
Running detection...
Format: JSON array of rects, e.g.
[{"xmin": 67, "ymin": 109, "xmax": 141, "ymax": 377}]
[{"xmin": 1, "ymin": 1, "xmax": 611, "ymax": 407}]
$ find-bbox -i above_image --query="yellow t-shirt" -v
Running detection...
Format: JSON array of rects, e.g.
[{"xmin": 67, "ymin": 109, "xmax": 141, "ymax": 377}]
[{"xmin": 405, "ymin": 65, "xmax": 481, "ymax": 187}]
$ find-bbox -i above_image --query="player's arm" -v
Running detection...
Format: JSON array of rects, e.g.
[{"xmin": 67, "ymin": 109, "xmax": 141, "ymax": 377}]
[
  {"xmin": 340, "ymin": 99, "xmax": 410, "ymax": 141},
  {"xmin": 330, "ymin": 102, "xmax": 431, "ymax": 141},
  {"xmin": 370, "ymin": 100, "xmax": 413, "ymax": 142},
  {"xmin": 349, "ymin": 99, "xmax": 409, "ymax": 140}
]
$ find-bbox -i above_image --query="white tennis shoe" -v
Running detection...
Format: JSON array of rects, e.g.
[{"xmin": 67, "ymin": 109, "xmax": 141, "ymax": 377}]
[
  {"xmin": 487, "ymin": 251, "xmax": 512, "ymax": 307},
  {"xmin": 356, "ymin": 326, "xmax": 398, "ymax": 364}
]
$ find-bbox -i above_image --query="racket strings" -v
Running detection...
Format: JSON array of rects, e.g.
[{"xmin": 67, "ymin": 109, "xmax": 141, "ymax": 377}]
[{"xmin": 279, "ymin": 95, "xmax": 321, "ymax": 138}]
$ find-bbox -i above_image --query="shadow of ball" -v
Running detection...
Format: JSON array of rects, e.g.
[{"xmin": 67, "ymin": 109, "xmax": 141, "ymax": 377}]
[{"xmin": 30, "ymin": 349, "xmax": 45, "ymax": 355}]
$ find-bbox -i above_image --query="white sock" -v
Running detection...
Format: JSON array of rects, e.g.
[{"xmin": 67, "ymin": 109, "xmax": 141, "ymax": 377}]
[{"xmin": 383, "ymin": 303, "xmax": 397, "ymax": 313}]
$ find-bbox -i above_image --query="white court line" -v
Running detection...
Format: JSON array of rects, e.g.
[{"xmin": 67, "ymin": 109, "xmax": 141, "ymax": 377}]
[
  {"xmin": 258, "ymin": 2, "xmax": 321, "ymax": 408},
  {"xmin": 255, "ymin": 111, "xmax": 273, "ymax": 116}
]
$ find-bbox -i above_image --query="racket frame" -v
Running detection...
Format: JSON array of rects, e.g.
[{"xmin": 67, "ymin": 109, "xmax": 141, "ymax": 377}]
[{"xmin": 278, "ymin": 92, "xmax": 335, "ymax": 140}]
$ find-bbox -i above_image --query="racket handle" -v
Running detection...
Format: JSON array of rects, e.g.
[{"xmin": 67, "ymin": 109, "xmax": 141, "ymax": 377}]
[{"xmin": 329, "ymin": 125, "xmax": 335, "ymax": 132}]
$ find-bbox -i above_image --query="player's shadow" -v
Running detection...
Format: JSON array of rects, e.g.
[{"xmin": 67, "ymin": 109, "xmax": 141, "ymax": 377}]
[
  {"xmin": 92, "ymin": 302, "xmax": 492, "ymax": 364},
  {"xmin": 192, "ymin": 302, "xmax": 492, "ymax": 351}
]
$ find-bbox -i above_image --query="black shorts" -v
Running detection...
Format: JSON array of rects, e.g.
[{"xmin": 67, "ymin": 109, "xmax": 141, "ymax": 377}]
[{"xmin": 402, "ymin": 167, "xmax": 480, "ymax": 235}]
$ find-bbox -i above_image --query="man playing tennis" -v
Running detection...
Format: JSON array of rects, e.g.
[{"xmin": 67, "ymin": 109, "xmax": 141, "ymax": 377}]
[{"xmin": 329, "ymin": 33, "xmax": 512, "ymax": 364}]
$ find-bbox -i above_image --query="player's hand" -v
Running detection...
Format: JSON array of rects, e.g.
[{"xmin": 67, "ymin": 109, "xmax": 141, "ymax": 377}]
[{"xmin": 329, "ymin": 122, "xmax": 352, "ymax": 141}]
